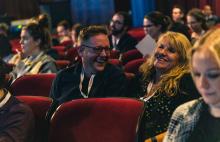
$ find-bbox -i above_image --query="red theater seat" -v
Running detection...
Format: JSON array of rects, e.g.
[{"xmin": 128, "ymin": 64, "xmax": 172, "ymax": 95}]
[
  {"xmin": 49, "ymin": 98, "xmax": 144, "ymax": 142},
  {"xmin": 16, "ymin": 96, "xmax": 52, "ymax": 142},
  {"xmin": 124, "ymin": 58, "xmax": 145, "ymax": 74},
  {"xmin": 10, "ymin": 74, "xmax": 56, "ymax": 97},
  {"xmin": 121, "ymin": 49, "xmax": 143, "ymax": 65}
]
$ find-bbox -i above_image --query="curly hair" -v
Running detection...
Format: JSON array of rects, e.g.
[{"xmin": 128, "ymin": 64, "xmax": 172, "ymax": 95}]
[{"xmin": 139, "ymin": 31, "xmax": 191, "ymax": 96}]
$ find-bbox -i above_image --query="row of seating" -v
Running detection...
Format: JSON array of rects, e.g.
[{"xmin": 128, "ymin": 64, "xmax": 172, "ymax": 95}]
[{"xmin": 17, "ymin": 96, "xmax": 144, "ymax": 142}]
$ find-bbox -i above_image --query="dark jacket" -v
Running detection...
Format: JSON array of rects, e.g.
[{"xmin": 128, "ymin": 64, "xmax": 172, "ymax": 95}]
[
  {"xmin": 47, "ymin": 62, "xmax": 128, "ymax": 119},
  {"xmin": 109, "ymin": 33, "xmax": 138, "ymax": 53},
  {"xmin": 131, "ymin": 73, "xmax": 200, "ymax": 141},
  {"xmin": 0, "ymin": 92, "xmax": 35, "ymax": 142}
]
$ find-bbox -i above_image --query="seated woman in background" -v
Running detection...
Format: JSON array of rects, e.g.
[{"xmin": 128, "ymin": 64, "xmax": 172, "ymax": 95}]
[
  {"xmin": 164, "ymin": 27, "xmax": 220, "ymax": 142},
  {"xmin": 9, "ymin": 22, "xmax": 57, "ymax": 83},
  {"xmin": 186, "ymin": 8, "xmax": 208, "ymax": 45},
  {"xmin": 0, "ymin": 59, "xmax": 35, "ymax": 142},
  {"xmin": 131, "ymin": 32, "xmax": 200, "ymax": 142},
  {"xmin": 143, "ymin": 11, "xmax": 171, "ymax": 41}
]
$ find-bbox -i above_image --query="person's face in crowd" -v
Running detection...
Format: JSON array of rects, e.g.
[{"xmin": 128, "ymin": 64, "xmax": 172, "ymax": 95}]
[
  {"xmin": 153, "ymin": 37, "xmax": 180, "ymax": 74},
  {"xmin": 203, "ymin": 5, "xmax": 212, "ymax": 16},
  {"xmin": 110, "ymin": 14, "xmax": 125, "ymax": 36},
  {"xmin": 187, "ymin": 15, "xmax": 202, "ymax": 33},
  {"xmin": 143, "ymin": 18, "xmax": 161, "ymax": 40},
  {"xmin": 20, "ymin": 29, "xmax": 40, "ymax": 57},
  {"xmin": 79, "ymin": 34, "xmax": 110, "ymax": 75},
  {"xmin": 172, "ymin": 8, "xmax": 183, "ymax": 22},
  {"xmin": 71, "ymin": 30, "xmax": 77, "ymax": 43},
  {"xmin": 57, "ymin": 25, "xmax": 68, "ymax": 37},
  {"xmin": 192, "ymin": 48, "xmax": 220, "ymax": 108}
]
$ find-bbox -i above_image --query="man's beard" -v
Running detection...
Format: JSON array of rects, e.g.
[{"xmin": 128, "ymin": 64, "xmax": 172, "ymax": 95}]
[{"xmin": 111, "ymin": 27, "xmax": 124, "ymax": 36}]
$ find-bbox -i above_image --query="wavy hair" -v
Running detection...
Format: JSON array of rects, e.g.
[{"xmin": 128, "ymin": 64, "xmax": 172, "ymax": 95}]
[{"xmin": 139, "ymin": 31, "xmax": 192, "ymax": 96}]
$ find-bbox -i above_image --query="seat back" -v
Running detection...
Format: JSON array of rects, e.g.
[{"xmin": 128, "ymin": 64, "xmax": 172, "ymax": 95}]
[
  {"xmin": 10, "ymin": 74, "xmax": 56, "ymax": 97},
  {"xmin": 49, "ymin": 98, "xmax": 144, "ymax": 142},
  {"xmin": 121, "ymin": 49, "xmax": 143, "ymax": 65},
  {"xmin": 16, "ymin": 96, "xmax": 52, "ymax": 142},
  {"xmin": 124, "ymin": 58, "xmax": 145, "ymax": 74}
]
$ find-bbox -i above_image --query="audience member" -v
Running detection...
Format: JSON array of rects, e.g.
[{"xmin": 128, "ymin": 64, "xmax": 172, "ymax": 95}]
[
  {"xmin": 109, "ymin": 11, "xmax": 138, "ymax": 53},
  {"xmin": 131, "ymin": 32, "xmax": 200, "ymax": 141},
  {"xmin": 0, "ymin": 23, "xmax": 12, "ymax": 60},
  {"xmin": 47, "ymin": 25, "xmax": 127, "ymax": 119},
  {"xmin": 164, "ymin": 27, "xmax": 220, "ymax": 142},
  {"xmin": 9, "ymin": 22, "xmax": 57, "ymax": 83},
  {"xmin": 143, "ymin": 11, "xmax": 171, "ymax": 41},
  {"xmin": 0, "ymin": 59, "xmax": 35, "ymax": 142},
  {"xmin": 71, "ymin": 23, "xmax": 85, "ymax": 48},
  {"xmin": 169, "ymin": 5, "xmax": 191, "ymax": 40},
  {"xmin": 56, "ymin": 20, "xmax": 71, "ymax": 44},
  {"xmin": 202, "ymin": 4, "xmax": 219, "ymax": 28},
  {"xmin": 187, "ymin": 8, "xmax": 208, "ymax": 44},
  {"xmin": 172, "ymin": 4, "xmax": 185, "ymax": 24}
]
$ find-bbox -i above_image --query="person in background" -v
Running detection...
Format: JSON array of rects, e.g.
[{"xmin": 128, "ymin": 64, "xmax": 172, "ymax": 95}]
[
  {"xmin": 202, "ymin": 4, "xmax": 219, "ymax": 28},
  {"xmin": 172, "ymin": 4, "xmax": 185, "ymax": 24},
  {"xmin": 109, "ymin": 11, "xmax": 137, "ymax": 53},
  {"xmin": 9, "ymin": 22, "xmax": 57, "ymax": 83},
  {"xmin": 56, "ymin": 20, "xmax": 71, "ymax": 44},
  {"xmin": 130, "ymin": 32, "xmax": 199, "ymax": 142},
  {"xmin": 187, "ymin": 8, "xmax": 208, "ymax": 44},
  {"xmin": 143, "ymin": 11, "xmax": 171, "ymax": 41},
  {"xmin": 47, "ymin": 25, "xmax": 127, "ymax": 120},
  {"xmin": 0, "ymin": 23, "xmax": 13, "ymax": 61},
  {"xmin": 169, "ymin": 5, "xmax": 191, "ymax": 41},
  {"xmin": 163, "ymin": 27, "xmax": 220, "ymax": 142},
  {"xmin": 71, "ymin": 23, "xmax": 85, "ymax": 48},
  {"xmin": 0, "ymin": 59, "xmax": 35, "ymax": 142}
]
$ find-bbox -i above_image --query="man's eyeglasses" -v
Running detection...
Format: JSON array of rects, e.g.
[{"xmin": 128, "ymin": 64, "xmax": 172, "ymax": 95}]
[
  {"xmin": 82, "ymin": 44, "xmax": 111, "ymax": 54},
  {"xmin": 143, "ymin": 24, "xmax": 155, "ymax": 28},
  {"xmin": 110, "ymin": 20, "xmax": 123, "ymax": 25}
]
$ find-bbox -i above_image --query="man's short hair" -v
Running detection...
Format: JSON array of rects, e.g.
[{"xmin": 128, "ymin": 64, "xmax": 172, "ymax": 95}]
[
  {"xmin": 78, "ymin": 25, "xmax": 108, "ymax": 43},
  {"xmin": 57, "ymin": 20, "xmax": 70, "ymax": 30},
  {"xmin": 115, "ymin": 11, "xmax": 131, "ymax": 27}
]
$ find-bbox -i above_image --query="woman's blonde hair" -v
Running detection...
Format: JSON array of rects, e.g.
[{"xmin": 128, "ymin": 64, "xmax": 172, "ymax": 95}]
[
  {"xmin": 139, "ymin": 31, "xmax": 192, "ymax": 96},
  {"xmin": 190, "ymin": 27, "xmax": 220, "ymax": 70}
]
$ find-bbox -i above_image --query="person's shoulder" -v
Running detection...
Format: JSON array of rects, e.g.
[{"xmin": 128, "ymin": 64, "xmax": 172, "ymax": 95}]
[
  {"xmin": 173, "ymin": 98, "xmax": 202, "ymax": 118},
  {"xmin": 104, "ymin": 63, "xmax": 124, "ymax": 74},
  {"xmin": 56, "ymin": 62, "xmax": 81, "ymax": 79}
]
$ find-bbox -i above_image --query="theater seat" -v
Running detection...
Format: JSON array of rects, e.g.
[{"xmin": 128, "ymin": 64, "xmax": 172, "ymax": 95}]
[
  {"xmin": 121, "ymin": 49, "xmax": 143, "ymax": 65},
  {"xmin": 9, "ymin": 74, "xmax": 56, "ymax": 97},
  {"xmin": 124, "ymin": 58, "xmax": 145, "ymax": 74},
  {"xmin": 49, "ymin": 98, "xmax": 144, "ymax": 142},
  {"xmin": 16, "ymin": 96, "xmax": 52, "ymax": 142}
]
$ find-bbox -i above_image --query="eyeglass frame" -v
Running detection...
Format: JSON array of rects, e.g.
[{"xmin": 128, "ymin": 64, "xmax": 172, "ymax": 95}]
[{"xmin": 81, "ymin": 44, "xmax": 111, "ymax": 54}]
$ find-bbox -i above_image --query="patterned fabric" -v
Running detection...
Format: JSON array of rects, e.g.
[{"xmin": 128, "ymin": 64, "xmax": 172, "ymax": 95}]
[
  {"xmin": 133, "ymin": 73, "xmax": 200, "ymax": 141},
  {"xmin": 10, "ymin": 52, "xmax": 57, "ymax": 82},
  {"xmin": 163, "ymin": 98, "xmax": 205, "ymax": 142}
]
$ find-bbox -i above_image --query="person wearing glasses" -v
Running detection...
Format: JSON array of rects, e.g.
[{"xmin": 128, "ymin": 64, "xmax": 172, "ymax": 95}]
[
  {"xmin": 186, "ymin": 8, "xmax": 208, "ymax": 45},
  {"xmin": 108, "ymin": 11, "xmax": 137, "ymax": 53},
  {"xmin": 164, "ymin": 27, "xmax": 220, "ymax": 142},
  {"xmin": 143, "ymin": 11, "xmax": 171, "ymax": 41},
  {"xmin": 47, "ymin": 25, "xmax": 127, "ymax": 119}
]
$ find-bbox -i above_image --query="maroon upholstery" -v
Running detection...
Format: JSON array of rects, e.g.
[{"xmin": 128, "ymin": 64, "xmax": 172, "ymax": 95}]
[
  {"xmin": 124, "ymin": 58, "xmax": 145, "ymax": 74},
  {"xmin": 49, "ymin": 98, "xmax": 144, "ymax": 142},
  {"xmin": 16, "ymin": 96, "xmax": 52, "ymax": 142},
  {"xmin": 108, "ymin": 59, "xmax": 122, "ymax": 66},
  {"xmin": 59, "ymin": 40, "xmax": 73, "ymax": 47},
  {"xmin": 9, "ymin": 74, "xmax": 56, "ymax": 97},
  {"xmin": 64, "ymin": 47, "xmax": 81, "ymax": 63},
  {"xmin": 128, "ymin": 27, "xmax": 145, "ymax": 41},
  {"xmin": 110, "ymin": 50, "xmax": 120, "ymax": 59},
  {"xmin": 121, "ymin": 49, "xmax": 143, "ymax": 65},
  {"xmin": 55, "ymin": 60, "xmax": 70, "ymax": 70}
]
